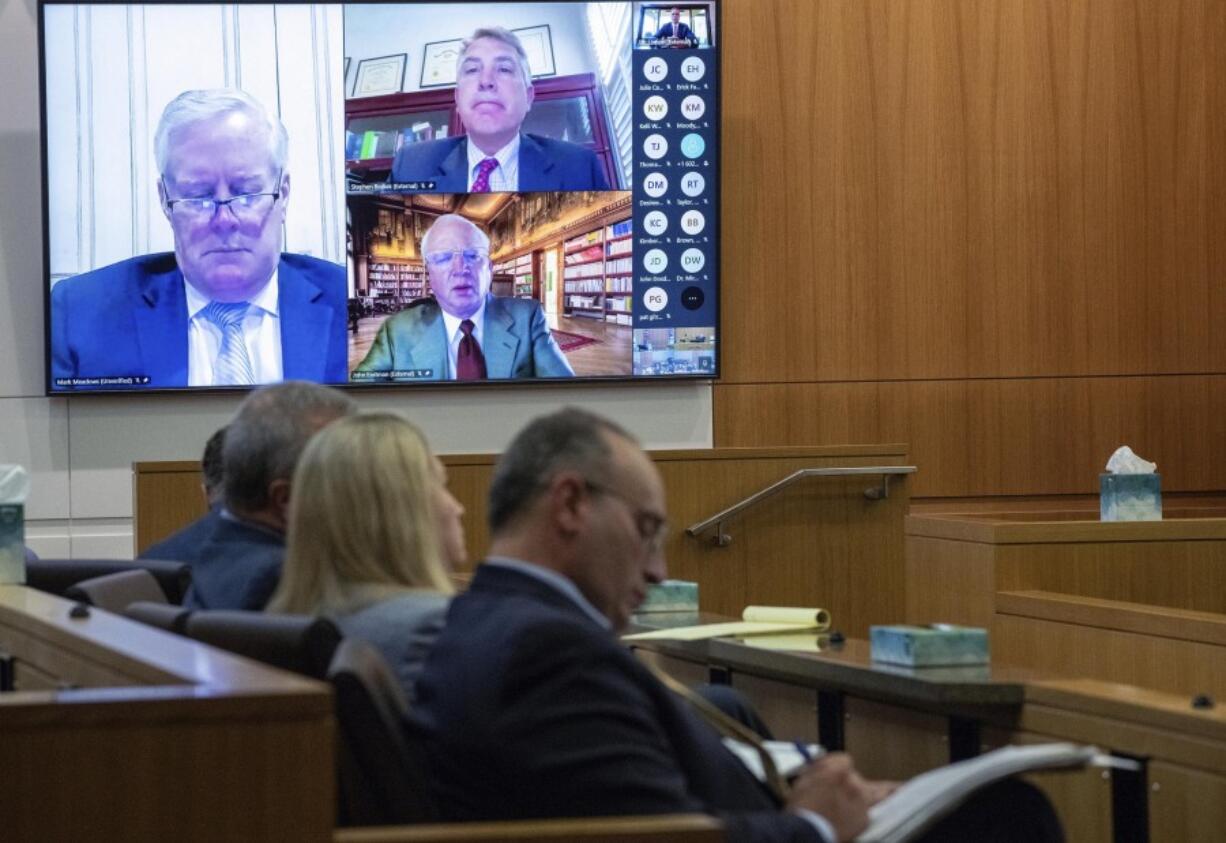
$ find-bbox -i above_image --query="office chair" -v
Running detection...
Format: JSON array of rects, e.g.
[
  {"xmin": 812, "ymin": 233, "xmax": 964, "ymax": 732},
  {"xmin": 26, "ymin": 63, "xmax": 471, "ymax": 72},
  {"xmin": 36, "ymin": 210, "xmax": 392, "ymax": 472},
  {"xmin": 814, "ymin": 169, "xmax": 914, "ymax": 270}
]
[
  {"xmin": 329, "ymin": 637, "xmax": 439, "ymax": 826},
  {"xmin": 124, "ymin": 600, "xmax": 193, "ymax": 634},
  {"xmin": 63, "ymin": 569, "xmax": 169, "ymax": 613},
  {"xmin": 26, "ymin": 558, "xmax": 192, "ymax": 604},
  {"xmin": 184, "ymin": 611, "xmax": 342, "ymax": 680}
]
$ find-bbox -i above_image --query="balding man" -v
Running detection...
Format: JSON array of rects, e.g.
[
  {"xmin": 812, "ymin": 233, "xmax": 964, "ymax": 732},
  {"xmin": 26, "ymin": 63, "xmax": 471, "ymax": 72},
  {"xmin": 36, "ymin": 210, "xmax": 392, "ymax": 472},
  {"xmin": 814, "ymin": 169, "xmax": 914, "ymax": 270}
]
[{"xmin": 410, "ymin": 409, "xmax": 1063, "ymax": 842}]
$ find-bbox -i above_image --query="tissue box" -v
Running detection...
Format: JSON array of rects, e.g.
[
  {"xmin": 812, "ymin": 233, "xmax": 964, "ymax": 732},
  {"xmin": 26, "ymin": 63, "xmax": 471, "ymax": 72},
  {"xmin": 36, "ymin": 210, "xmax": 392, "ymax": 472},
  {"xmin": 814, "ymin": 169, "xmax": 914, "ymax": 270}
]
[
  {"xmin": 637, "ymin": 579, "xmax": 699, "ymax": 612},
  {"xmin": 0, "ymin": 503, "xmax": 25, "ymax": 584},
  {"xmin": 870, "ymin": 624, "xmax": 989, "ymax": 667},
  {"xmin": 1100, "ymin": 473, "xmax": 1162, "ymax": 521}
]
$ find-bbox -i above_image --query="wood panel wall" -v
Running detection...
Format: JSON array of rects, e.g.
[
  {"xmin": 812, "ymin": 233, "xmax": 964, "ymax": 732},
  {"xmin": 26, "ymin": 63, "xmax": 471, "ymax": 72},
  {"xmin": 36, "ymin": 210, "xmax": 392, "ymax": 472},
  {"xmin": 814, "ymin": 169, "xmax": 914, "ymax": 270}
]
[{"xmin": 713, "ymin": 0, "xmax": 1226, "ymax": 499}]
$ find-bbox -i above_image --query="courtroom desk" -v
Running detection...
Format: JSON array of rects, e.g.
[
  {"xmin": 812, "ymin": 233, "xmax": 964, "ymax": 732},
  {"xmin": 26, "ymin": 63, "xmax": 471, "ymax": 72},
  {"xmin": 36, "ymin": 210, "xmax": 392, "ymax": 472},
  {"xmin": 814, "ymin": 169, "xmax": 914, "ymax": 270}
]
[
  {"xmin": 630, "ymin": 633, "xmax": 1031, "ymax": 782},
  {"xmin": 634, "ymin": 628, "xmax": 1226, "ymax": 843},
  {"xmin": 0, "ymin": 585, "xmax": 334, "ymax": 843},
  {"xmin": 905, "ymin": 511, "xmax": 1226, "ymax": 698}
]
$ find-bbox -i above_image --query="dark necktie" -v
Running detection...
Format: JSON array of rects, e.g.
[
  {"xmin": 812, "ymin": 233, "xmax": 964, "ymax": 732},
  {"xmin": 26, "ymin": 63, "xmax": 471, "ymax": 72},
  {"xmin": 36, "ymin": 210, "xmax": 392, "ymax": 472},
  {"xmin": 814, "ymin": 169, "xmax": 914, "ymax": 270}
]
[
  {"xmin": 456, "ymin": 319, "xmax": 487, "ymax": 380},
  {"xmin": 471, "ymin": 157, "xmax": 498, "ymax": 193}
]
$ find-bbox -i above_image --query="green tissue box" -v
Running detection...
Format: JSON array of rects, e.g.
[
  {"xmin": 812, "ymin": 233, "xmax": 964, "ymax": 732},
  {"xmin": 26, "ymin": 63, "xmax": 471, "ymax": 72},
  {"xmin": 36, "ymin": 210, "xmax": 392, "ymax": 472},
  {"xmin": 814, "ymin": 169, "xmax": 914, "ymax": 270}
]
[
  {"xmin": 637, "ymin": 579, "xmax": 699, "ymax": 613},
  {"xmin": 870, "ymin": 624, "xmax": 989, "ymax": 667}
]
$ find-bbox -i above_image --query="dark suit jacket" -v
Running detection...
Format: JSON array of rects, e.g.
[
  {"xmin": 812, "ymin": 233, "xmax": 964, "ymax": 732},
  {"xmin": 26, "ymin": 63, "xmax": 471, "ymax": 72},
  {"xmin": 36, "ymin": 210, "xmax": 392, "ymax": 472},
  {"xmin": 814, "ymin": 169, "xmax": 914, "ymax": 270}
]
[
  {"xmin": 654, "ymin": 21, "xmax": 697, "ymax": 45},
  {"xmin": 50, "ymin": 252, "xmax": 349, "ymax": 390},
  {"xmin": 390, "ymin": 134, "xmax": 611, "ymax": 193},
  {"xmin": 410, "ymin": 564, "xmax": 820, "ymax": 842},
  {"xmin": 352, "ymin": 294, "xmax": 575, "ymax": 381},
  {"xmin": 139, "ymin": 509, "xmax": 224, "ymax": 565},
  {"xmin": 181, "ymin": 515, "xmax": 284, "ymax": 610}
]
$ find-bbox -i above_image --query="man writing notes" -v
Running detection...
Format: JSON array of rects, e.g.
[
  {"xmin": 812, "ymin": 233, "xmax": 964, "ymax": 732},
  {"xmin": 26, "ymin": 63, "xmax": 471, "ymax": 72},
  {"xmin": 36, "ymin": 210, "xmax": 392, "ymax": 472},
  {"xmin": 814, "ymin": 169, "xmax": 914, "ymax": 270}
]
[
  {"xmin": 390, "ymin": 28, "xmax": 610, "ymax": 193},
  {"xmin": 353, "ymin": 214, "xmax": 573, "ymax": 382},
  {"xmin": 410, "ymin": 409, "xmax": 1063, "ymax": 842},
  {"xmin": 50, "ymin": 89, "xmax": 348, "ymax": 389},
  {"xmin": 654, "ymin": 7, "xmax": 699, "ymax": 47}
]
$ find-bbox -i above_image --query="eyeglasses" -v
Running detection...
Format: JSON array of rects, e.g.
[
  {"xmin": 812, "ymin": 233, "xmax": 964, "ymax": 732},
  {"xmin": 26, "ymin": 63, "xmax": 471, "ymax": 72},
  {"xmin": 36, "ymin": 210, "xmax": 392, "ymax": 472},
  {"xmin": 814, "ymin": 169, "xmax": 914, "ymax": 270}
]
[
  {"xmin": 586, "ymin": 481, "xmax": 669, "ymax": 554},
  {"xmin": 164, "ymin": 174, "xmax": 284, "ymax": 221},
  {"xmin": 424, "ymin": 249, "xmax": 489, "ymax": 268}
]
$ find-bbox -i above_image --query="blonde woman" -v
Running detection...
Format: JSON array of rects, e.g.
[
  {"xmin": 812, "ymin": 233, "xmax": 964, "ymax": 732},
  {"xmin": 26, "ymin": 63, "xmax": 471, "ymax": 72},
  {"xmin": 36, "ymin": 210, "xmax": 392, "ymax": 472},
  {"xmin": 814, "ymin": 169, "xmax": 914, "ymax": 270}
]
[{"xmin": 268, "ymin": 412, "xmax": 466, "ymax": 699}]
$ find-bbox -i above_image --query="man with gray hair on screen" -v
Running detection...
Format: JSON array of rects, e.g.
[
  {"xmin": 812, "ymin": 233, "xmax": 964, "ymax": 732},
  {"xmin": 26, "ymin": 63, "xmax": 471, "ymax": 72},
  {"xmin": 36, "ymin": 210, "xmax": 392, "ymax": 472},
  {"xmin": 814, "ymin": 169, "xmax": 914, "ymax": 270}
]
[
  {"xmin": 353, "ymin": 213, "xmax": 573, "ymax": 382},
  {"xmin": 50, "ymin": 88, "xmax": 349, "ymax": 390},
  {"xmin": 390, "ymin": 27, "xmax": 610, "ymax": 192}
]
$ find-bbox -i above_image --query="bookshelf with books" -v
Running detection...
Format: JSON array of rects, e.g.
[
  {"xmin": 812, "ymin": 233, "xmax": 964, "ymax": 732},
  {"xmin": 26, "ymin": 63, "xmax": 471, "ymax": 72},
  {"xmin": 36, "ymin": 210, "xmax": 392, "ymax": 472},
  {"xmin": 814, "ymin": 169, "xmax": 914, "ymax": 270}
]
[
  {"xmin": 562, "ymin": 217, "xmax": 633, "ymax": 324},
  {"xmin": 366, "ymin": 259, "xmax": 426, "ymax": 305},
  {"xmin": 493, "ymin": 253, "xmax": 537, "ymax": 299}
]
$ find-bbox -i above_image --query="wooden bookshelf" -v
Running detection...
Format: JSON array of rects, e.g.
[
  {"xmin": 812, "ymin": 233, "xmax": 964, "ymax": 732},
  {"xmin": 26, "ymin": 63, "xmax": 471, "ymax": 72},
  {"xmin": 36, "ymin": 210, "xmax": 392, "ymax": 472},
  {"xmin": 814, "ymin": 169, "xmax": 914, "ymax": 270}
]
[
  {"xmin": 494, "ymin": 253, "xmax": 536, "ymax": 299},
  {"xmin": 366, "ymin": 259, "xmax": 427, "ymax": 305},
  {"xmin": 562, "ymin": 218, "xmax": 633, "ymax": 324}
]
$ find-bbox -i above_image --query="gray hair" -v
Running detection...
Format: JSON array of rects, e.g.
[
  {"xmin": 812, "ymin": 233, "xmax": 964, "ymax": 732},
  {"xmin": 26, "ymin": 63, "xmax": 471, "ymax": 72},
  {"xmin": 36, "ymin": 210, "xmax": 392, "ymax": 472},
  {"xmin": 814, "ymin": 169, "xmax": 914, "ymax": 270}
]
[
  {"xmin": 458, "ymin": 27, "xmax": 533, "ymax": 88},
  {"xmin": 155, "ymin": 88, "xmax": 289, "ymax": 178},
  {"xmin": 420, "ymin": 213, "xmax": 490, "ymax": 256},
  {"xmin": 488, "ymin": 408, "xmax": 635, "ymax": 532},
  {"xmin": 201, "ymin": 425, "xmax": 227, "ymax": 508},
  {"xmin": 223, "ymin": 381, "xmax": 357, "ymax": 514}
]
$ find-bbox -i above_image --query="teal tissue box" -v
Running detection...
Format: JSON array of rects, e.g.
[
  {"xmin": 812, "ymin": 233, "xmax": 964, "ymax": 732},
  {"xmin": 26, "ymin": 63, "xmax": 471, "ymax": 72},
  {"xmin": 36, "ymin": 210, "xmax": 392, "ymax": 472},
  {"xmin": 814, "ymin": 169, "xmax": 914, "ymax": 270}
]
[
  {"xmin": 870, "ymin": 624, "xmax": 989, "ymax": 667},
  {"xmin": 637, "ymin": 579, "xmax": 698, "ymax": 612},
  {"xmin": 1100, "ymin": 473, "xmax": 1162, "ymax": 521},
  {"xmin": 0, "ymin": 503, "xmax": 26, "ymax": 584}
]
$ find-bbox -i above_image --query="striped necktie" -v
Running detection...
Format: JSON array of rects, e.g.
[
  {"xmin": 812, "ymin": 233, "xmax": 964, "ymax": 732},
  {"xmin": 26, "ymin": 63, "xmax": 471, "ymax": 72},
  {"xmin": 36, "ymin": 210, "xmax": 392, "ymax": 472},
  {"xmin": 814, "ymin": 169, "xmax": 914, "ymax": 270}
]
[{"xmin": 201, "ymin": 300, "xmax": 255, "ymax": 386}]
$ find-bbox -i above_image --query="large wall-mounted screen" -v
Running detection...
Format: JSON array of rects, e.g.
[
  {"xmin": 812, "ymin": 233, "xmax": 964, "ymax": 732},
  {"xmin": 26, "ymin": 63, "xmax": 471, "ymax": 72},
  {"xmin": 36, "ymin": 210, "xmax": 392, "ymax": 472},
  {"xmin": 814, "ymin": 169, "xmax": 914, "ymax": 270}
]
[{"xmin": 41, "ymin": 0, "xmax": 719, "ymax": 393}]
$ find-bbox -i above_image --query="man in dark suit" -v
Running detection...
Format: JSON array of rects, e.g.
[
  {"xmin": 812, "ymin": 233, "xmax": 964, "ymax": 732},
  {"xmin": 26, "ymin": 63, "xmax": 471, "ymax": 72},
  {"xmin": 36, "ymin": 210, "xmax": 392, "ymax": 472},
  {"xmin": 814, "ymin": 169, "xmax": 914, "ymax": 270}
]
[
  {"xmin": 390, "ymin": 28, "xmax": 610, "ymax": 193},
  {"xmin": 140, "ymin": 426, "xmax": 227, "ymax": 564},
  {"xmin": 411, "ymin": 409, "xmax": 1063, "ymax": 842},
  {"xmin": 353, "ymin": 214, "xmax": 573, "ymax": 381},
  {"xmin": 654, "ymin": 7, "xmax": 698, "ymax": 46},
  {"xmin": 49, "ymin": 88, "xmax": 348, "ymax": 391},
  {"xmin": 181, "ymin": 381, "xmax": 355, "ymax": 610}
]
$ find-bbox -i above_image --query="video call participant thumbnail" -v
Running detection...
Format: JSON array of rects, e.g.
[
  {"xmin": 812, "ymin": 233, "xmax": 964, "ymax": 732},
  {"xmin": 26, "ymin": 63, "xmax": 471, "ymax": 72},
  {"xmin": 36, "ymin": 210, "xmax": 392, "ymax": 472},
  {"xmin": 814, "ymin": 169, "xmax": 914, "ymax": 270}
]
[
  {"xmin": 50, "ymin": 89, "xmax": 349, "ymax": 390},
  {"xmin": 390, "ymin": 28, "xmax": 610, "ymax": 193},
  {"xmin": 654, "ymin": 7, "xmax": 698, "ymax": 47},
  {"xmin": 353, "ymin": 214, "xmax": 573, "ymax": 382}
]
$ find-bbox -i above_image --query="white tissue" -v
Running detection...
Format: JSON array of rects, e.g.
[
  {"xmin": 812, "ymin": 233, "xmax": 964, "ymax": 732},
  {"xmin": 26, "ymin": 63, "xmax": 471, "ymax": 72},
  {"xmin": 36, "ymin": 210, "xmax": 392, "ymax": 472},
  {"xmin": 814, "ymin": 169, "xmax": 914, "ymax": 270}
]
[
  {"xmin": 0, "ymin": 465, "xmax": 29, "ymax": 504},
  {"xmin": 1104, "ymin": 446, "xmax": 1157, "ymax": 475}
]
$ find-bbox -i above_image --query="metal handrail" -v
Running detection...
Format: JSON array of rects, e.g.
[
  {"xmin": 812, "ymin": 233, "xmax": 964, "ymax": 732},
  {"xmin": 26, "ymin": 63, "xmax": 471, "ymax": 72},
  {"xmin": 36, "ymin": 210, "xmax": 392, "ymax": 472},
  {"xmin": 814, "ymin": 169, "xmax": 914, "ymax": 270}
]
[{"xmin": 685, "ymin": 465, "xmax": 918, "ymax": 546}]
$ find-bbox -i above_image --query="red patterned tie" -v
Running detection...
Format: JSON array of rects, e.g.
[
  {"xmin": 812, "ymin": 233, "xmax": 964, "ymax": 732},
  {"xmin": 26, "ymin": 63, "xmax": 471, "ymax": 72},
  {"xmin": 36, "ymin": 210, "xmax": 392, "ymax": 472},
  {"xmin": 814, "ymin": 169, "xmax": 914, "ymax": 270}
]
[
  {"xmin": 456, "ymin": 319, "xmax": 487, "ymax": 380},
  {"xmin": 471, "ymin": 157, "xmax": 498, "ymax": 192}
]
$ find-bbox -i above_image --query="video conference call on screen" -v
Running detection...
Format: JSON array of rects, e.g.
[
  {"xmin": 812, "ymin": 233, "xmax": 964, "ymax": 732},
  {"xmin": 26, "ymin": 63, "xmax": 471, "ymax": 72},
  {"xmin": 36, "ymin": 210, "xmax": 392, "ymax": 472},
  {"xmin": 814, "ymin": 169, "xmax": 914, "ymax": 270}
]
[{"xmin": 41, "ymin": 0, "xmax": 720, "ymax": 393}]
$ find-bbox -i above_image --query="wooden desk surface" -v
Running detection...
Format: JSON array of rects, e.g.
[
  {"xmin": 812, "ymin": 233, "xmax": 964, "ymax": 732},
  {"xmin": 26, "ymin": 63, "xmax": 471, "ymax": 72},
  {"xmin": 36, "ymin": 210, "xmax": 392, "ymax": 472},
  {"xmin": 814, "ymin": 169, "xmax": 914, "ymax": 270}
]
[
  {"xmin": 630, "ymin": 631, "xmax": 1033, "ymax": 716},
  {"xmin": 907, "ymin": 511, "xmax": 1226, "ymax": 544}
]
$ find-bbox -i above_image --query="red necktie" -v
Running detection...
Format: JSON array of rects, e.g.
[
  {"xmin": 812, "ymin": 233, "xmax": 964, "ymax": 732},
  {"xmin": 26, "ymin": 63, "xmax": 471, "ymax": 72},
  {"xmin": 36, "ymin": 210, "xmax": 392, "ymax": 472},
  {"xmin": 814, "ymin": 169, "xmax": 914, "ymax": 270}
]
[
  {"xmin": 456, "ymin": 319, "xmax": 487, "ymax": 380},
  {"xmin": 471, "ymin": 157, "xmax": 498, "ymax": 193}
]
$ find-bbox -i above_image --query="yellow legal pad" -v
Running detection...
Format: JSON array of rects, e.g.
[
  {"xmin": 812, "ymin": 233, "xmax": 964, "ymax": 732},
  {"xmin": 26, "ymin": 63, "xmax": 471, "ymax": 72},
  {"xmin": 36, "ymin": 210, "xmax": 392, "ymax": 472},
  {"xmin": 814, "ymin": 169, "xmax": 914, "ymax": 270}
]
[{"xmin": 623, "ymin": 605, "xmax": 831, "ymax": 642}]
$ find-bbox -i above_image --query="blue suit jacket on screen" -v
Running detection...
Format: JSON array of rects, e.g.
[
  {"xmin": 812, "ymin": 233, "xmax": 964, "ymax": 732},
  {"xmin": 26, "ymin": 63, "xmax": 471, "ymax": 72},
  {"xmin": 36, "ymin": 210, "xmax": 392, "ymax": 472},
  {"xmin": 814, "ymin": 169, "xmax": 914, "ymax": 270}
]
[
  {"xmin": 352, "ymin": 294, "xmax": 575, "ymax": 381},
  {"xmin": 389, "ymin": 134, "xmax": 611, "ymax": 193},
  {"xmin": 410, "ymin": 564, "xmax": 819, "ymax": 841},
  {"xmin": 654, "ymin": 21, "xmax": 697, "ymax": 44},
  {"xmin": 50, "ymin": 252, "xmax": 348, "ymax": 390}
]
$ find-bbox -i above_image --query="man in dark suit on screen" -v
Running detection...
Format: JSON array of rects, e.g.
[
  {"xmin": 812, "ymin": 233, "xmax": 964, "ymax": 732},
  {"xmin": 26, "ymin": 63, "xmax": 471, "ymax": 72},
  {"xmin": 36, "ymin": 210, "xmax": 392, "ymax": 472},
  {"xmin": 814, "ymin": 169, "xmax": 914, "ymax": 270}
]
[
  {"xmin": 390, "ymin": 27, "xmax": 610, "ymax": 193},
  {"xmin": 654, "ymin": 7, "xmax": 698, "ymax": 47},
  {"xmin": 410, "ymin": 409, "xmax": 1063, "ymax": 842},
  {"xmin": 50, "ymin": 88, "xmax": 348, "ymax": 391}
]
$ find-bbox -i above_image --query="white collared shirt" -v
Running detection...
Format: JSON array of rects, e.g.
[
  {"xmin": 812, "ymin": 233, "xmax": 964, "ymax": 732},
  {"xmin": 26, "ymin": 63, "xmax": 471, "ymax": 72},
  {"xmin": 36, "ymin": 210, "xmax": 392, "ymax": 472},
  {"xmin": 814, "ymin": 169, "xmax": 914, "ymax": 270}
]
[
  {"xmin": 466, "ymin": 135, "xmax": 521, "ymax": 192},
  {"xmin": 185, "ymin": 270, "xmax": 283, "ymax": 387},
  {"xmin": 440, "ymin": 298, "xmax": 487, "ymax": 380}
]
